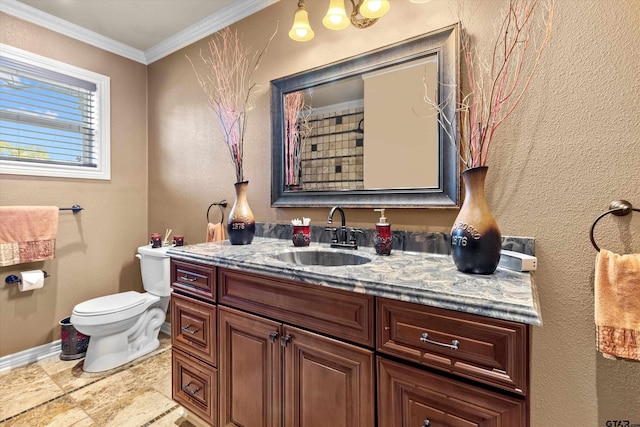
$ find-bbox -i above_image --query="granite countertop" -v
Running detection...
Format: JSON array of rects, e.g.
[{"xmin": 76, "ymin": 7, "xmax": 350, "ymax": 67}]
[{"xmin": 167, "ymin": 237, "xmax": 542, "ymax": 325}]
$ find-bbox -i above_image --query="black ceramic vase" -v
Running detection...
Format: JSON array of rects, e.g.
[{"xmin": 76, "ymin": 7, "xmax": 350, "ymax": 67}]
[
  {"xmin": 227, "ymin": 181, "xmax": 255, "ymax": 245},
  {"xmin": 450, "ymin": 166, "xmax": 502, "ymax": 274}
]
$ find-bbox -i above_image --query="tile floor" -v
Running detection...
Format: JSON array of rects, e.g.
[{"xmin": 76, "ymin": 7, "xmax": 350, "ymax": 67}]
[{"xmin": 0, "ymin": 333, "xmax": 195, "ymax": 427}]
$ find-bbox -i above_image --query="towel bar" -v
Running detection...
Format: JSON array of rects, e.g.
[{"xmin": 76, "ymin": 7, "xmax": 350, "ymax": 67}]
[
  {"xmin": 590, "ymin": 200, "xmax": 639, "ymax": 252},
  {"xmin": 5, "ymin": 271, "xmax": 50, "ymax": 284},
  {"xmin": 59, "ymin": 205, "xmax": 83, "ymax": 213}
]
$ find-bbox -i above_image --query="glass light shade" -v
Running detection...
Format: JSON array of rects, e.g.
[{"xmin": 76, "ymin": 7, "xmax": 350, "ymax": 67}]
[
  {"xmin": 359, "ymin": 0, "xmax": 390, "ymax": 19},
  {"xmin": 288, "ymin": 8, "xmax": 314, "ymax": 42},
  {"xmin": 322, "ymin": 0, "xmax": 350, "ymax": 30}
]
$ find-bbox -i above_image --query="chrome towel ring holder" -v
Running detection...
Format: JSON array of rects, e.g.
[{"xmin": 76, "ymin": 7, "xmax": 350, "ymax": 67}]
[
  {"xmin": 207, "ymin": 200, "xmax": 227, "ymax": 224},
  {"xmin": 590, "ymin": 200, "xmax": 639, "ymax": 252}
]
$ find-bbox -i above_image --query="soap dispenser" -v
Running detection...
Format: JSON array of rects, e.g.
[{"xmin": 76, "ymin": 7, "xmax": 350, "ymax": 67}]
[{"xmin": 373, "ymin": 209, "xmax": 392, "ymax": 255}]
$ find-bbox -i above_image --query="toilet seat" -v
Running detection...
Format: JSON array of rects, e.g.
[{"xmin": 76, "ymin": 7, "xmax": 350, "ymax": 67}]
[{"xmin": 73, "ymin": 291, "xmax": 147, "ymax": 316}]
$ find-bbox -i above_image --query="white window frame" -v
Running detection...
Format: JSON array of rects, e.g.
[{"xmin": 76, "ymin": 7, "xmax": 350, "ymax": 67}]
[{"xmin": 0, "ymin": 43, "xmax": 110, "ymax": 180}]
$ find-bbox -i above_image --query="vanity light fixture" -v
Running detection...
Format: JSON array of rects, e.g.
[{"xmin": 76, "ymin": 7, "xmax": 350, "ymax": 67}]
[
  {"xmin": 289, "ymin": 0, "xmax": 391, "ymax": 42},
  {"xmin": 288, "ymin": 0, "xmax": 315, "ymax": 42},
  {"xmin": 358, "ymin": 0, "xmax": 391, "ymax": 19}
]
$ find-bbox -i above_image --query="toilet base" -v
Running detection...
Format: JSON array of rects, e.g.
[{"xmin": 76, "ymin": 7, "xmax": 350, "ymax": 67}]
[{"xmin": 81, "ymin": 304, "xmax": 167, "ymax": 373}]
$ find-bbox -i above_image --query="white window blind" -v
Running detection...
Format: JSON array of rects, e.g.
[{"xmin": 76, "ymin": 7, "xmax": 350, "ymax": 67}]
[{"xmin": 0, "ymin": 44, "xmax": 110, "ymax": 180}]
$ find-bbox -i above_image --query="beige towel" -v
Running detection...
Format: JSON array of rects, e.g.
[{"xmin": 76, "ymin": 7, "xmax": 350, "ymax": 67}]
[
  {"xmin": 206, "ymin": 222, "xmax": 225, "ymax": 242},
  {"xmin": 0, "ymin": 206, "xmax": 59, "ymax": 266},
  {"xmin": 595, "ymin": 249, "xmax": 640, "ymax": 361}
]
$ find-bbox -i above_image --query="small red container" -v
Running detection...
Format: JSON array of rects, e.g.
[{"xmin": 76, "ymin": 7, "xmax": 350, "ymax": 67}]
[
  {"xmin": 292, "ymin": 225, "xmax": 311, "ymax": 247},
  {"xmin": 150, "ymin": 233, "xmax": 162, "ymax": 248}
]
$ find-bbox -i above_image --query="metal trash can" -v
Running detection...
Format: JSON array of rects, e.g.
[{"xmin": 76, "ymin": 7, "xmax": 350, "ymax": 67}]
[{"xmin": 59, "ymin": 317, "xmax": 89, "ymax": 360}]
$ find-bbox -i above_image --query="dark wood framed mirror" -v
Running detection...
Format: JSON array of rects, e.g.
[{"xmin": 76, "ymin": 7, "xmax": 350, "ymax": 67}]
[{"xmin": 271, "ymin": 24, "xmax": 459, "ymax": 208}]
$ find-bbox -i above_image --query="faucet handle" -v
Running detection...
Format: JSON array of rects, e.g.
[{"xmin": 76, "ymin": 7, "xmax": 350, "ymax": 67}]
[
  {"xmin": 347, "ymin": 228, "xmax": 364, "ymax": 244},
  {"xmin": 324, "ymin": 227, "xmax": 338, "ymax": 243}
]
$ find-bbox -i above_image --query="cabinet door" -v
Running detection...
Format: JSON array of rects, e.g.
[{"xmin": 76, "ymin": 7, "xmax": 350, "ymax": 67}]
[
  {"xmin": 283, "ymin": 326, "xmax": 375, "ymax": 427},
  {"xmin": 218, "ymin": 306, "xmax": 282, "ymax": 427},
  {"xmin": 378, "ymin": 357, "xmax": 527, "ymax": 427}
]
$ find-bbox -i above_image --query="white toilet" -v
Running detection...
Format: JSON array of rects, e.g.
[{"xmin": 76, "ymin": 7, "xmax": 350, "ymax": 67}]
[{"xmin": 70, "ymin": 245, "xmax": 171, "ymax": 372}]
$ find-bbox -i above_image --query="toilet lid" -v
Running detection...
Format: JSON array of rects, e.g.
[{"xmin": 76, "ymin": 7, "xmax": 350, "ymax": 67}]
[{"xmin": 73, "ymin": 291, "xmax": 147, "ymax": 316}]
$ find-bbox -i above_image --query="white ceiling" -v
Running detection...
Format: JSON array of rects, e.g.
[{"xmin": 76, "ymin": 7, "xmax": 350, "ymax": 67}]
[
  {"xmin": 1, "ymin": 0, "xmax": 279, "ymax": 64},
  {"xmin": 17, "ymin": 0, "xmax": 238, "ymax": 51}
]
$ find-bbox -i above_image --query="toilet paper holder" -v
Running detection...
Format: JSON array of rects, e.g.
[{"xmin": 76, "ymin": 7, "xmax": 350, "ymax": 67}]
[{"xmin": 5, "ymin": 271, "xmax": 50, "ymax": 284}]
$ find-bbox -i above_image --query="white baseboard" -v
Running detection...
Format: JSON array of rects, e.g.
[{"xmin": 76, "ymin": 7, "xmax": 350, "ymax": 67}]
[
  {"xmin": 0, "ymin": 340, "xmax": 61, "ymax": 373},
  {"xmin": 0, "ymin": 321, "xmax": 171, "ymax": 372}
]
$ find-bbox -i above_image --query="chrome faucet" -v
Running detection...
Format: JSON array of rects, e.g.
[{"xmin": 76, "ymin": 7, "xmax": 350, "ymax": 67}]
[{"xmin": 326, "ymin": 206, "xmax": 362, "ymax": 249}]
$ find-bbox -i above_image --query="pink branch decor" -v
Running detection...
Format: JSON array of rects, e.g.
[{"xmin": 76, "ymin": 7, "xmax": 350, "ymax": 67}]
[
  {"xmin": 423, "ymin": 0, "xmax": 554, "ymax": 274},
  {"xmin": 425, "ymin": 0, "xmax": 554, "ymax": 169},
  {"xmin": 187, "ymin": 26, "xmax": 276, "ymax": 183}
]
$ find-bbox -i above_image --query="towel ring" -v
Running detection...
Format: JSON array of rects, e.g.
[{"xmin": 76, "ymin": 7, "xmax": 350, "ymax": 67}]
[
  {"xmin": 590, "ymin": 200, "xmax": 639, "ymax": 252},
  {"xmin": 207, "ymin": 200, "xmax": 227, "ymax": 224}
]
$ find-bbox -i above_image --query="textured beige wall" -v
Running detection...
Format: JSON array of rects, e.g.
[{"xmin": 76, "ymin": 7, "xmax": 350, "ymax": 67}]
[
  {"xmin": 0, "ymin": 13, "xmax": 148, "ymax": 356},
  {"xmin": 148, "ymin": 0, "xmax": 640, "ymax": 425}
]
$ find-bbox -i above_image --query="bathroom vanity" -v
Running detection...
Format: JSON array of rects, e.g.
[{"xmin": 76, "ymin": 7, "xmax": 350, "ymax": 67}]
[{"xmin": 168, "ymin": 237, "xmax": 540, "ymax": 427}]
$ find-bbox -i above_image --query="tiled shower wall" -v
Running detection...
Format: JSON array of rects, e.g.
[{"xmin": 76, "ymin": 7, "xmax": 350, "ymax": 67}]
[{"xmin": 300, "ymin": 106, "xmax": 364, "ymax": 190}]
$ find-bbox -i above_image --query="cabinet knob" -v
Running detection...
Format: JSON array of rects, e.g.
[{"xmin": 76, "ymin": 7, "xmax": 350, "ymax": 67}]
[
  {"xmin": 268, "ymin": 331, "xmax": 279, "ymax": 343},
  {"xmin": 423, "ymin": 420, "xmax": 430, "ymax": 427},
  {"xmin": 280, "ymin": 335, "xmax": 292, "ymax": 347}
]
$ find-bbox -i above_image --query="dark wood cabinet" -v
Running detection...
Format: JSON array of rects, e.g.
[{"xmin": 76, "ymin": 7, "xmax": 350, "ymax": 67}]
[
  {"xmin": 218, "ymin": 268, "xmax": 374, "ymax": 347},
  {"xmin": 218, "ymin": 305, "xmax": 375, "ymax": 427},
  {"xmin": 283, "ymin": 325, "xmax": 374, "ymax": 427},
  {"xmin": 377, "ymin": 297, "xmax": 528, "ymax": 394},
  {"xmin": 172, "ymin": 348, "xmax": 218, "ymax": 426},
  {"xmin": 171, "ymin": 258, "xmax": 216, "ymax": 301},
  {"xmin": 171, "ymin": 291, "xmax": 217, "ymax": 366},
  {"xmin": 171, "ymin": 260, "xmax": 530, "ymax": 427},
  {"xmin": 170, "ymin": 259, "xmax": 218, "ymax": 426},
  {"xmin": 378, "ymin": 357, "xmax": 527, "ymax": 427},
  {"xmin": 218, "ymin": 306, "xmax": 282, "ymax": 427}
]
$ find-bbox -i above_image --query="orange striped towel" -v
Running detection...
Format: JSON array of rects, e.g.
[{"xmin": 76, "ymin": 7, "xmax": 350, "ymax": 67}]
[
  {"xmin": 595, "ymin": 249, "xmax": 640, "ymax": 361},
  {"xmin": 0, "ymin": 206, "xmax": 59, "ymax": 266}
]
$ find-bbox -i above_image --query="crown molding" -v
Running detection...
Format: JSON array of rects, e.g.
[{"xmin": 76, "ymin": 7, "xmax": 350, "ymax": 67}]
[
  {"xmin": 145, "ymin": 0, "xmax": 280, "ymax": 64},
  {"xmin": 0, "ymin": 0, "xmax": 146, "ymax": 63},
  {"xmin": 0, "ymin": 0, "xmax": 280, "ymax": 65}
]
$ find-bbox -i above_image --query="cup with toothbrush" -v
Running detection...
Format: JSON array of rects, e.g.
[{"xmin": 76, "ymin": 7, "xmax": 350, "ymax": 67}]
[{"xmin": 291, "ymin": 217, "xmax": 311, "ymax": 247}]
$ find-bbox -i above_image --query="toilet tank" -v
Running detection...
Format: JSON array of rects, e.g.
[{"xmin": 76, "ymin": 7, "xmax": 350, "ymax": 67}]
[{"xmin": 137, "ymin": 245, "xmax": 171, "ymax": 297}]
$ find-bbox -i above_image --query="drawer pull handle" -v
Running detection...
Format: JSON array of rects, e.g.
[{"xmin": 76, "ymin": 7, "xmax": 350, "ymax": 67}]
[
  {"xmin": 422, "ymin": 420, "xmax": 430, "ymax": 427},
  {"xmin": 268, "ymin": 331, "xmax": 279, "ymax": 343},
  {"xmin": 180, "ymin": 275, "xmax": 197, "ymax": 282},
  {"xmin": 182, "ymin": 381, "xmax": 201, "ymax": 396},
  {"xmin": 420, "ymin": 332, "xmax": 460, "ymax": 350},
  {"xmin": 181, "ymin": 325, "xmax": 199, "ymax": 335}
]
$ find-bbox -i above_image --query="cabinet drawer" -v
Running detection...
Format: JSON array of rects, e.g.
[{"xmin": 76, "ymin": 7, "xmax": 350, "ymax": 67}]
[
  {"xmin": 172, "ymin": 348, "xmax": 217, "ymax": 426},
  {"xmin": 218, "ymin": 268, "xmax": 374, "ymax": 347},
  {"xmin": 171, "ymin": 292, "xmax": 217, "ymax": 366},
  {"xmin": 377, "ymin": 297, "xmax": 528, "ymax": 394},
  {"xmin": 171, "ymin": 259, "xmax": 216, "ymax": 301},
  {"xmin": 377, "ymin": 357, "xmax": 526, "ymax": 427}
]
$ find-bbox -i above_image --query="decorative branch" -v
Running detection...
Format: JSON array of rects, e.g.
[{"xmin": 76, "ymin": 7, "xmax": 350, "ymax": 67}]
[
  {"xmin": 424, "ymin": 0, "xmax": 554, "ymax": 169},
  {"xmin": 284, "ymin": 91, "xmax": 312, "ymax": 187},
  {"xmin": 187, "ymin": 26, "xmax": 277, "ymax": 183}
]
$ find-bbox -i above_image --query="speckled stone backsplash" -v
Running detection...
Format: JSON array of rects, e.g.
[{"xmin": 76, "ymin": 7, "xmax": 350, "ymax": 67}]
[{"xmin": 255, "ymin": 223, "xmax": 534, "ymax": 256}]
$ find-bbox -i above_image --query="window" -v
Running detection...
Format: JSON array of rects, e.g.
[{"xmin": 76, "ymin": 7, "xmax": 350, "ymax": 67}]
[{"xmin": 0, "ymin": 44, "xmax": 110, "ymax": 180}]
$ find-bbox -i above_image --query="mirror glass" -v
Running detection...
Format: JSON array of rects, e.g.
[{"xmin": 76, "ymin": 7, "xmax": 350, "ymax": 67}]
[{"xmin": 271, "ymin": 24, "xmax": 459, "ymax": 208}]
